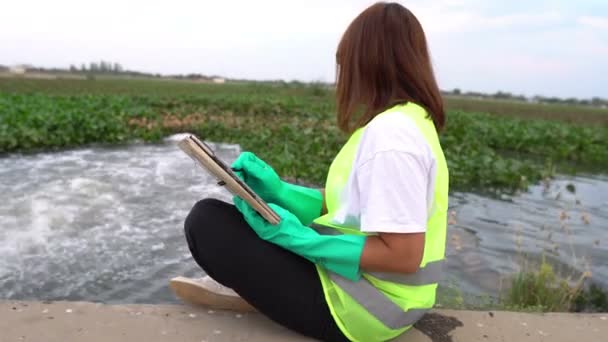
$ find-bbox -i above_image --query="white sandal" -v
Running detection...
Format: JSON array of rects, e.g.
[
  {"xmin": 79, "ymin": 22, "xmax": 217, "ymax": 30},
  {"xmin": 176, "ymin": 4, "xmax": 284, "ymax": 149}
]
[{"xmin": 169, "ymin": 275, "xmax": 256, "ymax": 312}]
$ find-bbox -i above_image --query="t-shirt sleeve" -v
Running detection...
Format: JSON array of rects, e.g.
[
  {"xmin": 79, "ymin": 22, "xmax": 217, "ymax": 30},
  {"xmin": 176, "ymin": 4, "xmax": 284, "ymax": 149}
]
[{"xmin": 357, "ymin": 150, "xmax": 430, "ymax": 234}]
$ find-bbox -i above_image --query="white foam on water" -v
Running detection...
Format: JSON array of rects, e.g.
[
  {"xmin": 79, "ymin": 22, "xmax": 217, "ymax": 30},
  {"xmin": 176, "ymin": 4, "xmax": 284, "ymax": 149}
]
[
  {"xmin": 163, "ymin": 133, "xmax": 194, "ymax": 142},
  {"xmin": 0, "ymin": 136, "xmax": 239, "ymax": 302}
]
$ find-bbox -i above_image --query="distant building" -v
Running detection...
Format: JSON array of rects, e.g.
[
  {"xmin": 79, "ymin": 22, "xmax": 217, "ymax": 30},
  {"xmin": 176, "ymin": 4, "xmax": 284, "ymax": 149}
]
[
  {"xmin": 9, "ymin": 65, "xmax": 26, "ymax": 74},
  {"xmin": 212, "ymin": 77, "xmax": 226, "ymax": 84}
]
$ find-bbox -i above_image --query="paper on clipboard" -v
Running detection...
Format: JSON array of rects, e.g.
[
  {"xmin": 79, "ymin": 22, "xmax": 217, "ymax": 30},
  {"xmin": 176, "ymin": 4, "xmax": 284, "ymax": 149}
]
[{"xmin": 178, "ymin": 135, "xmax": 281, "ymax": 225}]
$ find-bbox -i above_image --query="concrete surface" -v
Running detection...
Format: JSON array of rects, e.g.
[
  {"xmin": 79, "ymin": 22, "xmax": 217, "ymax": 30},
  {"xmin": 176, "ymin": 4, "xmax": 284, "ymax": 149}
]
[{"xmin": 0, "ymin": 301, "xmax": 605, "ymax": 342}]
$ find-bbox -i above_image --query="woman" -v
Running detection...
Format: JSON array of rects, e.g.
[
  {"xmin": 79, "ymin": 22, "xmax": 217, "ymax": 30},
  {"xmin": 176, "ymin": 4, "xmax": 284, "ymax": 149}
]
[{"xmin": 175, "ymin": 2, "xmax": 448, "ymax": 341}]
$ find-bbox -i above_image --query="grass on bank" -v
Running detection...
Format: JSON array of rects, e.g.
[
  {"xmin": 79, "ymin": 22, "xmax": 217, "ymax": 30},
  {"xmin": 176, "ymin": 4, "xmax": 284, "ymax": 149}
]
[
  {"xmin": 503, "ymin": 258, "xmax": 587, "ymax": 312},
  {"xmin": 501, "ymin": 209, "xmax": 608, "ymax": 313},
  {"xmin": 502, "ymin": 258, "xmax": 607, "ymax": 313},
  {"xmin": 436, "ymin": 257, "xmax": 608, "ymax": 313}
]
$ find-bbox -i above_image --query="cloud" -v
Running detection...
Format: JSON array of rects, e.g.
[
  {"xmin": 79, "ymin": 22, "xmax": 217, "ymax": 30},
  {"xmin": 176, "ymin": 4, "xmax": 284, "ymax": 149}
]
[
  {"xmin": 578, "ymin": 16, "xmax": 608, "ymax": 29},
  {"xmin": 412, "ymin": 7, "xmax": 563, "ymax": 34}
]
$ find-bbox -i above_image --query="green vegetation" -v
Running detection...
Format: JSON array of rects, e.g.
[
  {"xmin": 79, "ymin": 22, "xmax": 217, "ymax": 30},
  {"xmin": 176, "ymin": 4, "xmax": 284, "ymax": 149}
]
[
  {"xmin": 574, "ymin": 283, "xmax": 608, "ymax": 312},
  {"xmin": 445, "ymin": 96, "xmax": 608, "ymax": 127},
  {"xmin": 502, "ymin": 257, "xmax": 607, "ymax": 313},
  {"xmin": 437, "ymin": 256, "xmax": 607, "ymax": 313},
  {"xmin": 1, "ymin": 78, "xmax": 607, "ymax": 192},
  {"xmin": 502, "ymin": 258, "xmax": 587, "ymax": 312},
  {"xmin": 0, "ymin": 93, "xmax": 138, "ymax": 150}
]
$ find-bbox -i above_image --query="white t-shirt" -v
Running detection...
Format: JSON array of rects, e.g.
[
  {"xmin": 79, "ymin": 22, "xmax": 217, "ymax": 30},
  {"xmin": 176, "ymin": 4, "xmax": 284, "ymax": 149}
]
[{"xmin": 331, "ymin": 111, "xmax": 436, "ymax": 234}]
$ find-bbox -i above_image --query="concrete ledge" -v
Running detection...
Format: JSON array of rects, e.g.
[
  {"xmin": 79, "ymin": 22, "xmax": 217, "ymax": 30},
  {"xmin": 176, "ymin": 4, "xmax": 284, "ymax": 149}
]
[{"xmin": 1, "ymin": 301, "xmax": 605, "ymax": 341}]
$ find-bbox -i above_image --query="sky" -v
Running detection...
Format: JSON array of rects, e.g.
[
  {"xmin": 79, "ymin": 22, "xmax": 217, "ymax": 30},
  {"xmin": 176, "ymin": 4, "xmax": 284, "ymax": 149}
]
[{"xmin": 1, "ymin": 0, "xmax": 607, "ymax": 98}]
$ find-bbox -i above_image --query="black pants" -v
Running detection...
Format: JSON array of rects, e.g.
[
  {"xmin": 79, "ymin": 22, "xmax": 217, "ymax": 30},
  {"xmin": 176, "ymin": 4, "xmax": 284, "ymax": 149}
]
[{"xmin": 184, "ymin": 198, "xmax": 349, "ymax": 342}]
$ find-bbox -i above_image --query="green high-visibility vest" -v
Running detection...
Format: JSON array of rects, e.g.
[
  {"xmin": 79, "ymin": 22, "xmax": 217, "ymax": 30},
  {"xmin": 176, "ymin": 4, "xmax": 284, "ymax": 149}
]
[{"xmin": 312, "ymin": 102, "xmax": 449, "ymax": 342}]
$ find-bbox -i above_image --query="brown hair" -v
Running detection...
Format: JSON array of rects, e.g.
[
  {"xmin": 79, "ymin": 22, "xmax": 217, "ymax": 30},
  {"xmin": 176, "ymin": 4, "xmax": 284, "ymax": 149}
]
[{"xmin": 336, "ymin": 2, "xmax": 445, "ymax": 133}]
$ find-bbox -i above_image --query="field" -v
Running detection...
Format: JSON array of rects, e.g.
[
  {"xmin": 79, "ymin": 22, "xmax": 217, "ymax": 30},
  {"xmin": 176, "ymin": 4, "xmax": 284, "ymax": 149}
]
[
  {"xmin": 445, "ymin": 97, "xmax": 608, "ymax": 126},
  {"xmin": 2, "ymin": 77, "xmax": 608, "ymax": 312},
  {"xmin": 1, "ymin": 77, "xmax": 607, "ymax": 192}
]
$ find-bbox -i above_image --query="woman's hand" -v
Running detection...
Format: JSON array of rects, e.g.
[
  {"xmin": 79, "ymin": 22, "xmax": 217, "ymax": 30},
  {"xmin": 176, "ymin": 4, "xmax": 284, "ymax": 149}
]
[
  {"xmin": 233, "ymin": 195, "xmax": 293, "ymax": 239},
  {"xmin": 231, "ymin": 152, "xmax": 283, "ymax": 203},
  {"xmin": 233, "ymin": 196, "xmax": 366, "ymax": 281},
  {"xmin": 231, "ymin": 152, "xmax": 324, "ymax": 225}
]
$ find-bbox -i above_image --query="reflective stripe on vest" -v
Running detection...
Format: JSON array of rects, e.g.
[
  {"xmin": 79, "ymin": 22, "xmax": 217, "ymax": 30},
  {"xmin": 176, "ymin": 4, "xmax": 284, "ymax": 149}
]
[
  {"xmin": 311, "ymin": 223, "xmax": 445, "ymax": 286},
  {"xmin": 312, "ymin": 222, "xmax": 442, "ymax": 329},
  {"xmin": 369, "ymin": 259, "xmax": 444, "ymax": 286},
  {"xmin": 329, "ymin": 272, "xmax": 429, "ymax": 329}
]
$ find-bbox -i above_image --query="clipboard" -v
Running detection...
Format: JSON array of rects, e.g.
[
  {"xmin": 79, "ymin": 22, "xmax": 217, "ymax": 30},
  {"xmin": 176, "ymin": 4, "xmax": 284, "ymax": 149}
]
[{"xmin": 178, "ymin": 135, "xmax": 281, "ymax": 225}]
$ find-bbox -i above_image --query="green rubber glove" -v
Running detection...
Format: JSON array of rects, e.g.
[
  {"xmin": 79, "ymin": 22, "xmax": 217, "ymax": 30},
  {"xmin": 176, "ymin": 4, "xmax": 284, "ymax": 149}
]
[
  {"xmin": 233, "ymin": 196, "xmax": 365, "ymax": 281},
  {"xmin": 231, "ymin": 152, "xmax": 323, "ymax": 225}
]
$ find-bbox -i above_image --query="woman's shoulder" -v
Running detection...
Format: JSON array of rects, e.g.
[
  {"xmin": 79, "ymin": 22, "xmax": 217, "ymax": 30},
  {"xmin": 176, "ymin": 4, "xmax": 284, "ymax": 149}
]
[
  {"xmin": 354, "ymin": 111, "xmax": 435, "ymax": 172},
  {"xmin": 363, "ymin": 109, "xmax": 431, "ymax": 153}
]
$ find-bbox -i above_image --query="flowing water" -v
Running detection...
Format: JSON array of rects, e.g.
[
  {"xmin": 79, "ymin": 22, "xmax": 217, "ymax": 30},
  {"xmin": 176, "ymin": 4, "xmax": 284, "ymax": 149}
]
[{"xmin": 1, "ymin": 135, "xmax": 606, "ymax": 304}]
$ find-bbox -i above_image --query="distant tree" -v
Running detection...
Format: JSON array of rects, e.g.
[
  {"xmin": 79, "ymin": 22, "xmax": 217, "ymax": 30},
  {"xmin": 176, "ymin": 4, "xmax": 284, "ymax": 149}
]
[
  {"xmin": 493, "ymin": 91, "xmax": 512, "ymax": 99},
  {"xmin": 290, "ymin": 80, "xmax": 304, "ymax": 88},
  {"xmin": 80, "ymin": 63, "xmax": 87, "ymax": 72},
  {"xmin": 452, "ymin": 88, "xmax": 461, "ymax": 95},
  {"xmin": 532, "ymin": 95, "xmax": 545, "ymax": 103},
  {"xmin": 99, "ymin": 60, "xmax": 108, "ymax": 73},
  {"xmin": 89, "ymin": 62, "xmax": 98, "ymax": 72},
  {"xmin": 69, "ymin": 64, "xmax": 77, "ymax": 72},
  {"xmin": 113, "ymin": 62, "xmax": 123, "ymax": 73}
]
